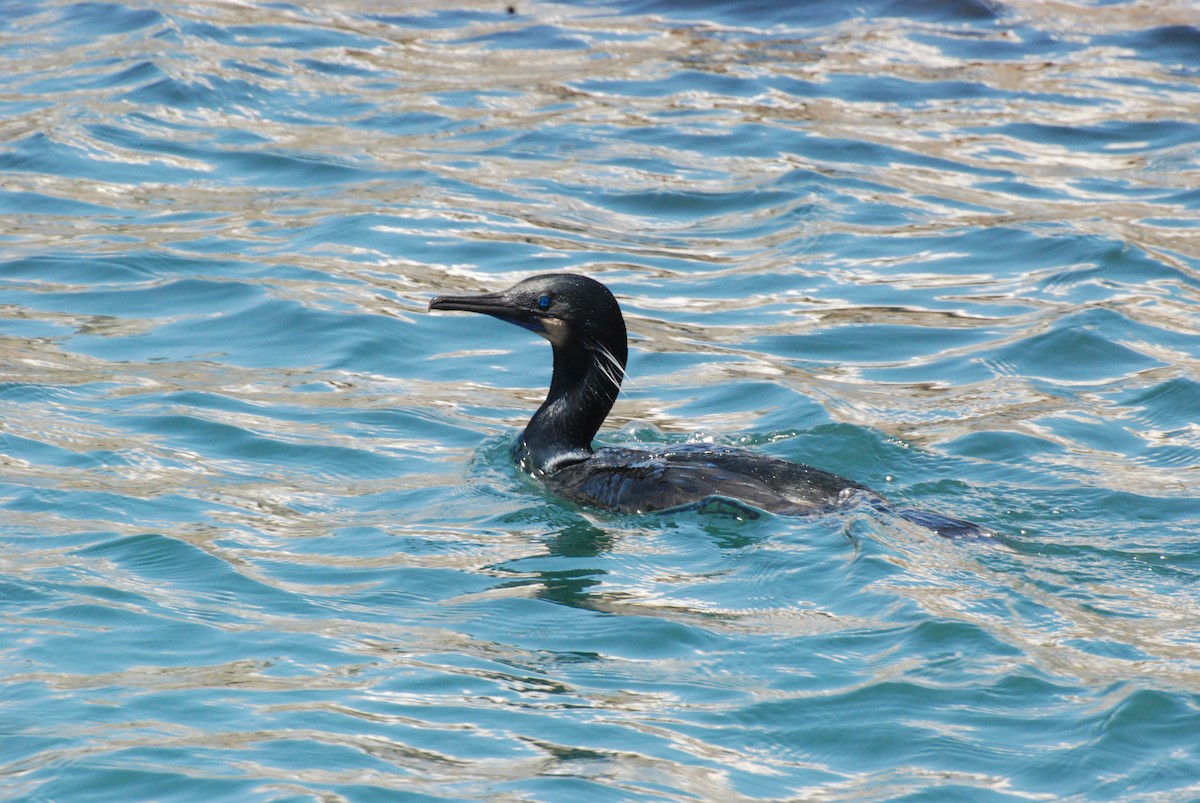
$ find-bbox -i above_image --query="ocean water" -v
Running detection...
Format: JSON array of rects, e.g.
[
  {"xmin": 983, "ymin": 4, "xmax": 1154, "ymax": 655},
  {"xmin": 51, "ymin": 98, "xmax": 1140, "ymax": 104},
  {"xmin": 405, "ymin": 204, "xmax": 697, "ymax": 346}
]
[{"xmin": 2, "ymin": 0, "xmax": 1198, "ymax": 800}]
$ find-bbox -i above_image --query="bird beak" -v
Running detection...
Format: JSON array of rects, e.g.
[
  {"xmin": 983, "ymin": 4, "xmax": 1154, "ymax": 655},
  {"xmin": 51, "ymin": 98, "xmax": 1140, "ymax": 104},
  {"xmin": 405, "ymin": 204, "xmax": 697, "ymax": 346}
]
[
  {"xmin": 429, "ymin": 290, "xmax": 511, "ymax": 316},
  {"xmin": 429, "ymin": 290, "xmax": 547, "ymax": 335}
]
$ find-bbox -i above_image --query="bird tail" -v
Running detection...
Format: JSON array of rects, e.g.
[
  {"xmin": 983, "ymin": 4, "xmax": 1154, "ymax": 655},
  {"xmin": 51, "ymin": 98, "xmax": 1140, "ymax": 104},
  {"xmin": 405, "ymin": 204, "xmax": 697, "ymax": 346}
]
[{"xmin": 895, "ymin": 508, "xmax": 997, "ymax": 541}]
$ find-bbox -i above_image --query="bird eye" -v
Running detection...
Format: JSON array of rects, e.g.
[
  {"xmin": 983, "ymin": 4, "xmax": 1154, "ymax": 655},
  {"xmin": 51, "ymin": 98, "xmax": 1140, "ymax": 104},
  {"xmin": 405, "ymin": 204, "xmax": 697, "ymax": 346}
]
[{"xmin": 536, "ymin": 294, "xmax": 552, "ymax": 310}]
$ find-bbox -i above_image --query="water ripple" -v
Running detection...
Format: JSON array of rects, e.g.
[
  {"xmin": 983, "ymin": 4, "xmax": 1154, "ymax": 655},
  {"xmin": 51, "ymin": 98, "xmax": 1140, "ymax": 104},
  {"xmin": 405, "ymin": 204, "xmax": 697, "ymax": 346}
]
[{"xmin": 2, "ymin": 0, "xmax": 1199, "ymax": 800}]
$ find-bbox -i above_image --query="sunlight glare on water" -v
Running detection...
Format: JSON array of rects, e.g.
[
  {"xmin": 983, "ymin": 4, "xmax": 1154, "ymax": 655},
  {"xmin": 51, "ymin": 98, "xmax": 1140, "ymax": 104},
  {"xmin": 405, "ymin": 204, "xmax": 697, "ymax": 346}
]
[{"xmin": 1, "ymin": 0, "xmax": 1199, "ymax": 800}]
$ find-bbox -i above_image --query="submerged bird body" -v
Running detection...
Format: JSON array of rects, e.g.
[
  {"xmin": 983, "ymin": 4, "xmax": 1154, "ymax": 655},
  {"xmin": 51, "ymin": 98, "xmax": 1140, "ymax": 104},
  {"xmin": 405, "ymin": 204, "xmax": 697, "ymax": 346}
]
[
  {"xmin": 541, "ymin": 443, "xmax": 877, "ymax": 516},
  {"xmin": 430, "ymin": 273, "xmax": 987, "ymax": 538}
]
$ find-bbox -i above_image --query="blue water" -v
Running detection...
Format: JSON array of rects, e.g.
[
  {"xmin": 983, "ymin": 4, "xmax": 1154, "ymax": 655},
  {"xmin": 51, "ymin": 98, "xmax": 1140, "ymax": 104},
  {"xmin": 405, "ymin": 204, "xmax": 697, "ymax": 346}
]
[{"xmin": 2, "ymin": 1, "xmax": 1199, "ymax": 799}]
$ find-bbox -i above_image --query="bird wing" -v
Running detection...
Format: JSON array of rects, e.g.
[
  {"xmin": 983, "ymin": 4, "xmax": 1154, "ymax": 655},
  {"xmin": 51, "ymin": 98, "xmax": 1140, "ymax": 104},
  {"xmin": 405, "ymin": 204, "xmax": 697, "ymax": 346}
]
[{"xmin": 548, "ymin": 445, "xmax": 875, "ymax": 515}]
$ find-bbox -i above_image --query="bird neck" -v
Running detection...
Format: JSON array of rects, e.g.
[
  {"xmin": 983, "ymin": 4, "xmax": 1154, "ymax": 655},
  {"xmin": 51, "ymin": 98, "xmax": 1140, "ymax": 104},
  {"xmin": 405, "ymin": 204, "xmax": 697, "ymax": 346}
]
[{"xmin": 518, "ymin": 336, "xmax": 626, "ymax": 475}]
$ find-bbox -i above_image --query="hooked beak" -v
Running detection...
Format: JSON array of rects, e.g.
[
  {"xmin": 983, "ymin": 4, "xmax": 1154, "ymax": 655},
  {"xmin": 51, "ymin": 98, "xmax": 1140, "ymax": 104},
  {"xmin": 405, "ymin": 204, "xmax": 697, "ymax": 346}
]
[{"xmin": 429, "ymin": 290, "xmax": 547, "ymax": 335}]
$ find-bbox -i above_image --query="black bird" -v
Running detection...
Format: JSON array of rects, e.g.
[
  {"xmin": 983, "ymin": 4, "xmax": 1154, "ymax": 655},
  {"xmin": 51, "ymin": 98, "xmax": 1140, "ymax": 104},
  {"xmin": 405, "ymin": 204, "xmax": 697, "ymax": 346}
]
[{"xmin": 429, "ymin": 273, "xmax": 989, "ymax": 538}]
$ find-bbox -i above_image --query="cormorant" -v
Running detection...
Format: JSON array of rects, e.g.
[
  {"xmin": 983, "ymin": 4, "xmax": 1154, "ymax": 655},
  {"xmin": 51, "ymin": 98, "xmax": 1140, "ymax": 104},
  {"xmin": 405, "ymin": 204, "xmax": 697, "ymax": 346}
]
[{"xmin": 429, "ymin": 273, "xmax": 989, "ymax": 539}]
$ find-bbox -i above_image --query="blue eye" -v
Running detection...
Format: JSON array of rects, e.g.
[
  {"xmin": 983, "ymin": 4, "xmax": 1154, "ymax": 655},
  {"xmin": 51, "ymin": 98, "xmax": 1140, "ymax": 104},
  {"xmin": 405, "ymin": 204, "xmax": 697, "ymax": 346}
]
[{"xmin": 536, "ymin": 294, "xmax": 552, "ymax": 310}]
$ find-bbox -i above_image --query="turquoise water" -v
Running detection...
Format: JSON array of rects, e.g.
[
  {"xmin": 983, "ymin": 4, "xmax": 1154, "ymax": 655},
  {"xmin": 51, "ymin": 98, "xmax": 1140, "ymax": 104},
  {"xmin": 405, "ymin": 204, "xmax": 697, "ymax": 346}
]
[{"xmin": 2, "ymin": 1, "xmax": 1199, "ymax": 799}]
